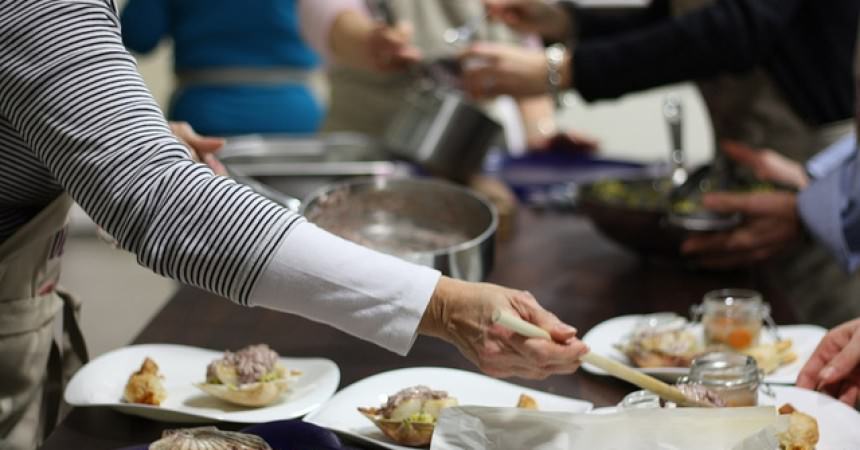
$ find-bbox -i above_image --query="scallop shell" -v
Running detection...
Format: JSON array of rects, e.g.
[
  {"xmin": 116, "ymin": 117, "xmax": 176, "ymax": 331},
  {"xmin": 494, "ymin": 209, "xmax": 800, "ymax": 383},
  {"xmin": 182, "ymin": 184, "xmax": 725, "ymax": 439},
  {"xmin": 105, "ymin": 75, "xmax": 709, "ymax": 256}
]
[
  {"xmin": 149, "ymin": 427, "xmax": 271, "ymax": 450},
  {"xmin": 195, "ymin": 378, "xmax": 291, "ymax": 408},
  {"xmin": 358, "ymin": 407, "xmax": 436, "ymax": 448}
]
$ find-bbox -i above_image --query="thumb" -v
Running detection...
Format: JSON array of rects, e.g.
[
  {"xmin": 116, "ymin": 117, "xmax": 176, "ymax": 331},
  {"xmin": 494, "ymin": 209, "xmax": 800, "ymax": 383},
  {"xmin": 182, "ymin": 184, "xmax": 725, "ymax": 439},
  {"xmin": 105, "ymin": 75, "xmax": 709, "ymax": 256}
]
[
  {"xmin": 820, "ymin": 334, "xmax": 860, "ymax": 385},
  {"xmin": 510, "ymin": 292, "xmax": 577, "ymax": 344}
]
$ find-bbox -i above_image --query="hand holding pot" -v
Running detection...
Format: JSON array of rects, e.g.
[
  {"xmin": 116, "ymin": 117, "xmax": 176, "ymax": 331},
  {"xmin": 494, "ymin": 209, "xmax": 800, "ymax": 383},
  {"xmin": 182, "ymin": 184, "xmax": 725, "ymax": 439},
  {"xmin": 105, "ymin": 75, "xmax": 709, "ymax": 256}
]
[
  {"xmin": 419, "ymin": 277, "xmax": 588, "ymax": 380},
  {"xmin": 681, "ymin": 141, "xmax": 806, "ymax": 269},
  {"xmin": 366, "ymin": 21, "xmax": 422, "ymax": 72},
  {"xmin": 461, "ymin": 42, "xmax": 570, "ymax": 99}
]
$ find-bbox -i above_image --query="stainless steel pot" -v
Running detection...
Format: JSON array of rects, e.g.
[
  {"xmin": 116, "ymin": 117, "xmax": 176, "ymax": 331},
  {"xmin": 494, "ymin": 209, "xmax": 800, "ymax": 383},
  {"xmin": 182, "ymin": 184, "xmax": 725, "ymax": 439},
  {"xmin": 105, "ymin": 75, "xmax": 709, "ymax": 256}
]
[
  {"xmin": 231, "ymin": 172, "xmax": 498, "ymax": 281},
  {"xmin": 382, "ymin": 86, "xmax": 503, "ymax": 183}
]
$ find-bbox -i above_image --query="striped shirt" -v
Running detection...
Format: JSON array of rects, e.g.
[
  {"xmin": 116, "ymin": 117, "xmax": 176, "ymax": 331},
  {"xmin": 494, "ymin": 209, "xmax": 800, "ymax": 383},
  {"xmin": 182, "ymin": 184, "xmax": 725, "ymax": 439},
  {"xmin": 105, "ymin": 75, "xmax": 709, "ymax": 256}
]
[
  {"xmin": 0, "ymin": 0, "xmax": 300, "ymax": 305},
  {"xmin": 0, "ymin": 0, "xmax": 439, "ymax": 355}
]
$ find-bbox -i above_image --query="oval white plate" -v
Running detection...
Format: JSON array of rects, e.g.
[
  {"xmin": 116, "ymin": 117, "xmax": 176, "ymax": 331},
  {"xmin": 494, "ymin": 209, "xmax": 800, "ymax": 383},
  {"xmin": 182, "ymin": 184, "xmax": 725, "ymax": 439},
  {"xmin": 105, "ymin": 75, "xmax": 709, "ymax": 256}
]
[
  {"xmin": 303, "ymin": 366, "xmax": 593, "ymax": 450},
  {"xmin": 592, "ymin": 386, "xmax": 860, "ymax": 449},
  {"xmin": 64, "ymin": 344, "xmax": 340, "ymax": 423},
  {"xmin": 582, "ymin": 315, "xmax": 827, "ymax": 384}
]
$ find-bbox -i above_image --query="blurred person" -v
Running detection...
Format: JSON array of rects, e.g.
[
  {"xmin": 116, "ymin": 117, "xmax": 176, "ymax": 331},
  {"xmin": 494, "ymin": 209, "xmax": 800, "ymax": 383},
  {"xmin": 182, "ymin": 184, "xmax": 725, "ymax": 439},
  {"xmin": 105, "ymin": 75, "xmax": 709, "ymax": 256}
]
[
  {"xmin": 121, "ymin": 0, "xmax": 325, "ymax": 136},
  {"xmin": 299, "ymin": 0, "xmax": 597, "ymax": 153},
  {"xmin": 465, "ymin": 0, "xmax": 860, "ymax": 327},
  {"xmin": 0, "ymin": 2, "xmax": 589, "ymax": 448}
]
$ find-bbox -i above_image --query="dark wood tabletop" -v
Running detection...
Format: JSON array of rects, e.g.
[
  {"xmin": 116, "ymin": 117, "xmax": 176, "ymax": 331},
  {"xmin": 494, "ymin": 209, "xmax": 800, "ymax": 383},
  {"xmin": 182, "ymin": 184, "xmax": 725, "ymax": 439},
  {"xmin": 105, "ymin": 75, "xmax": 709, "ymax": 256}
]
[{"xmin": 42, "ymin": 210, "xmax": 796, "ymax": 450}]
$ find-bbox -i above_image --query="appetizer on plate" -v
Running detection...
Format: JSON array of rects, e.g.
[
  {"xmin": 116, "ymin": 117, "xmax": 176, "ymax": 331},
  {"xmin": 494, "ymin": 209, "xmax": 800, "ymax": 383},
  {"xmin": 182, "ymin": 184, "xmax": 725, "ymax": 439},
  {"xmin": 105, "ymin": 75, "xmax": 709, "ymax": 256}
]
[
  {"xmin": 778, "ymin": 404, "xmax": 819, "ymax": 450},
  {"xmin": 615, "ymin": 315, "xmax": 703, "ymax": 368},
  {"xmin": 516, "ymin": 394, "xmax": 539, "ymax": 410},
  {"xmin": 123, "ymin": 357, "xmax": 166, "ymax": 406},
  {"xmin": 741, "ymin": 340, "xmax": 798, "ymax": 374},
  {"xmin": 149, "ymin": 426, "xmax": 271, "ymax": 450},
  {"xmin": 358, "ymin": 386, "xmax": 458, "ymax": 447},
  {"xmin": 195, "ymin": 344, "xmax": 301, "ymax": 407}
]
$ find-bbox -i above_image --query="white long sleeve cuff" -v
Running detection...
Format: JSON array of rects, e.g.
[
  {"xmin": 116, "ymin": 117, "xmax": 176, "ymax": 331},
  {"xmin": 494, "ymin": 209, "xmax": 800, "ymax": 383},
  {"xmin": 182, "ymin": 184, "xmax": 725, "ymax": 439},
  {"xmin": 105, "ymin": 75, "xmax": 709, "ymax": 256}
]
[{"xmin": 250, "ymin": 221, "xmax": 441, "ymax": 355}]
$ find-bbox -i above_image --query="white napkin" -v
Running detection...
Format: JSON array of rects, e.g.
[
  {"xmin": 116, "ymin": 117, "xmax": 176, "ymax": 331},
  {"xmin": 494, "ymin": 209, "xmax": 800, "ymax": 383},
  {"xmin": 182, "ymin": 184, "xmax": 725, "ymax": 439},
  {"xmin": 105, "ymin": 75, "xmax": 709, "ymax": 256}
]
[{"xmin": 431, "ymin": 406, "xmax": 782, "ymax": 450}]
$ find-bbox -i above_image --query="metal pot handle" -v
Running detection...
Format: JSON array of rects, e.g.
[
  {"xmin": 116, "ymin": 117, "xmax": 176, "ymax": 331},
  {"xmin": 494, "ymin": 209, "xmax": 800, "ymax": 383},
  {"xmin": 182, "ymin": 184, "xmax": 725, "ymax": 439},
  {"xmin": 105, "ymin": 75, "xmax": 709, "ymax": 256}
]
[{"xmin": 226, "ymin": 166, "xmax": 302, "ymax": 212}]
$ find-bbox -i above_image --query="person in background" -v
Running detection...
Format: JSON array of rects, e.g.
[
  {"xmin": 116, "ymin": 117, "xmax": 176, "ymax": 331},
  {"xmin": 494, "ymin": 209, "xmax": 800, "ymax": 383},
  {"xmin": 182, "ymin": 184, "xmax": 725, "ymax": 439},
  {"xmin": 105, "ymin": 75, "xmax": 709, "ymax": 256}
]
[
  {"xmin": 463, "ymin": 0, "xmax": 860, "ymax": 328},
  {"xmin": 299, "ymin": 0, "xmax": 596, "ymax": 154},
  {"xmin": 0, "ymin": 2, "xmax": 589, "ymax": 448},
  {"xmin": 121, "ymin": 0, "xmax": 325, "ymax": 136}
]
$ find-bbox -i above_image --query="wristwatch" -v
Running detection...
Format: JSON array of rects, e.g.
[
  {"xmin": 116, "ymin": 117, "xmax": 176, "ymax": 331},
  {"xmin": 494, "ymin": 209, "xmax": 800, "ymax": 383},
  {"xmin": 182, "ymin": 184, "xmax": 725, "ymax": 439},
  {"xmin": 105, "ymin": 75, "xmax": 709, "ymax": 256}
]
[{"xmin": 545, "ymin": 43, "xmax": 567, "ymax": 107}]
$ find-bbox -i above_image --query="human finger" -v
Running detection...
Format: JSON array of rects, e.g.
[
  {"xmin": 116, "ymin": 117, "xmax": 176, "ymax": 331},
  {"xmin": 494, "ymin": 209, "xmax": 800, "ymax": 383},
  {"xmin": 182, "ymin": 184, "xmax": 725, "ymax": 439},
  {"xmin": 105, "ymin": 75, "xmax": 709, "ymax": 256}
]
[{"xmin": 819, "ymin": 333, "xmax": 860, "ymax": 385}]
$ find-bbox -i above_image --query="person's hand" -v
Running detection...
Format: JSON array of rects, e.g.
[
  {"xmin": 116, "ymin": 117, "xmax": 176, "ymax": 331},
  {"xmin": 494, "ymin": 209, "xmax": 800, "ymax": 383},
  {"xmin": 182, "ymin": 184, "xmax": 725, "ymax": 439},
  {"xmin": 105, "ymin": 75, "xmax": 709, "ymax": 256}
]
[
  {"xmin": 681, "ymin": 141, "xmax": 807, "ymax": 269},
  {"xmin": 169, "ymin": 121, "xmax": 227, "ymax": 175},
  {"xmin": 366, "ymin": 22, "xmax": 422, "ymax": 72},
  {"xmin": 461, "ymin": 43, "xmax": 569, "ymax": 99},
  {"xmin": 681, "ymin": 191, "xmax": 802, "ymax": 269},
  {"xmin": 483, "ymin": 0, "xmax": 571, "ymax": 42},
  {"xmin": 797, "ymin": 319, "xmax": 860, "ymax": 407},
  {"xmin": 419, "ymin": 277, "xmax": 588, "ymax": 379}
]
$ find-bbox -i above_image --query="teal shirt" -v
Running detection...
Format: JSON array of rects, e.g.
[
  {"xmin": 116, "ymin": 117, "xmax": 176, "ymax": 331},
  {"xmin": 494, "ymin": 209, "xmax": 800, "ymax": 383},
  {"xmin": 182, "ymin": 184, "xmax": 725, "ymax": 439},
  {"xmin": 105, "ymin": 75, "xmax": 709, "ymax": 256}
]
[{"xmin": 121, "ymin": 0, "xmax": 323, "ymax": 135}]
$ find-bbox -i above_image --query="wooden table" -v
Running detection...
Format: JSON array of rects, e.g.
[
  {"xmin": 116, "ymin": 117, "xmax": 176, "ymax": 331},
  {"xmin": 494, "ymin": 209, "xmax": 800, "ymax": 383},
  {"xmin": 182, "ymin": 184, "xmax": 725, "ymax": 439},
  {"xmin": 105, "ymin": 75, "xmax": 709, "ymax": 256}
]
[{"xmin": 42, "ymin": 210, "xmax": 796, "ymax": 449}]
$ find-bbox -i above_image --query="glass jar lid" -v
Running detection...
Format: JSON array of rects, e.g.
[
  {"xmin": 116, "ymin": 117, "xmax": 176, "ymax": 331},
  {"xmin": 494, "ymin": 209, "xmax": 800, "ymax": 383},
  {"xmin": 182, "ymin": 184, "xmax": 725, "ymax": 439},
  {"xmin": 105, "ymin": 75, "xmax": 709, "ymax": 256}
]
[{"xmin": 687, "ymin": 352, "xmax": 761, "ymax": 389}]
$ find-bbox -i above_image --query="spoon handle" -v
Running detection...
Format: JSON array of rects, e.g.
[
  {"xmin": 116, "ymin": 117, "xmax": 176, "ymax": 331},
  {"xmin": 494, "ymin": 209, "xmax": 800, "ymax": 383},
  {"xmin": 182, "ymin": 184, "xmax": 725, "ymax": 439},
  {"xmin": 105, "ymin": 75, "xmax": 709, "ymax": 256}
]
[{"xmin": 492, "ymin": 309, "xmax": 713, "ymax": 408}]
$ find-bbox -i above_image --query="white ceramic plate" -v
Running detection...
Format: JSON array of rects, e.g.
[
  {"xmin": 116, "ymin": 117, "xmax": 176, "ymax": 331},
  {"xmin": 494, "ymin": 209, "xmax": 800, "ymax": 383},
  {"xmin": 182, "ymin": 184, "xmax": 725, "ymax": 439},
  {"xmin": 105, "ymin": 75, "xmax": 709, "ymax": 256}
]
[
  {"xmin": 581, "ymin": 315, "xmax": 827, "ymax": 384},
  {"xmin": 64, "ymin": 344, "xmax": 340, "ymax": 423},
  {"xmin": 592, "ymin": 386, "xmax": 860, "ymax": 449},
  {"xmin": 303, "ymin": 366, "xmax": 593, "ymax": 450}
]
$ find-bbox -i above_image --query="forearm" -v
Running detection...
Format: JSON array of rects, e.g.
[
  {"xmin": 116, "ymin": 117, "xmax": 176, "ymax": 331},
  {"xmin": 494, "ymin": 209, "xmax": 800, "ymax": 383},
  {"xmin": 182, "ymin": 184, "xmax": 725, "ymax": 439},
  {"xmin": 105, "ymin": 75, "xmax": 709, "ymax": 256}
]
[
  {"xmin": 251, "ymin": 222, "xmax": 440, "ymax": 355},
  {"xmin": 299, "ymin": 0, "xmax": 374, "ymax": 67},
  {"xmin": 570, "ymin": 0, "xmax": 802, "ymax": 101},
  {"xmin": 518, "ymin": 96, "xmax": 557, "ymax": 147},
  {"xmin": 328, "ymin": 10, "xmax": 380, "ymax": 70},
  {"xmin": 560, "ymin": 0, "xmax": 670, "ymax": 40}
]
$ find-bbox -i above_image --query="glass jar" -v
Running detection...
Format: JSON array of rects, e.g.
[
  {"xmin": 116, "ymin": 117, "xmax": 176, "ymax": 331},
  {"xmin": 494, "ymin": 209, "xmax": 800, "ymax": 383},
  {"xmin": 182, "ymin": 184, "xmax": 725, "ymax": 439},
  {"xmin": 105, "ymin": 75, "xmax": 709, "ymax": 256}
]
[
  {"xmin": 619, "ymin": 390, "xmax": 662, "ymax": 410},
  {"xmin": 692, "ymin": 289, "xmax": 772, "ymax": 350},
  {"xmin": 679, "ymin": 352, "xmax": 761, "ymax": 407}
]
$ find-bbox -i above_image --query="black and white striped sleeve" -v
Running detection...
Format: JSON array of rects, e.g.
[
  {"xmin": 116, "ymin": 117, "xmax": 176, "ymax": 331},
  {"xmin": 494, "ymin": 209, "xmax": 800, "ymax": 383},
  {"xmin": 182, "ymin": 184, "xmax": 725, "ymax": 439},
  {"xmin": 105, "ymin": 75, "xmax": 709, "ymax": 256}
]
[
  {"xmin": 0, "ymin": 0, "xmax": 300, "ymax": 305},
  {"xmin": 0, "ymin": 0, "xmax": 442, "ymax": 355}
]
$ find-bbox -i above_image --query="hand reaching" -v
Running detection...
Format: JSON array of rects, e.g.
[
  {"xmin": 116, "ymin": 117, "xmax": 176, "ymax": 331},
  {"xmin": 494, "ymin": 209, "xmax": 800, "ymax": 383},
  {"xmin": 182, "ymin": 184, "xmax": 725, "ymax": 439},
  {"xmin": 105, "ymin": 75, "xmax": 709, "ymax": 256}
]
[
  {"xmin": 797, "ymin": 319, "xmax": 860, "ymax": 407},
  {"xmin": 419, "ymin": 277, "xmax": 588, "ymax": 380}
]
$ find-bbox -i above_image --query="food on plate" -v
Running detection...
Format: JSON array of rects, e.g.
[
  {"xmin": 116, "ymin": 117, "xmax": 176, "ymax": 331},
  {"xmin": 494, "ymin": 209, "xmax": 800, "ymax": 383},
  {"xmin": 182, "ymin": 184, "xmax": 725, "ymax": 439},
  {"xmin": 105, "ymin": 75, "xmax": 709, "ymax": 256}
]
[
  {"xmin": 703, "ymin": 315, "xmax": 763, "ymax": 350},
  {"xmin": 741, "ymin": 339, "xmax": 797, "ymax": 374},
  {"xmin": 195, "ymin": 344, "xmax": 300, "ymax": 407},
  {"xmin": 516, "ymin": 393, "xmax": 538, "ymax": 410},
  {"xmin": 673, "ymin": 384, "xmax": 726, "ymax": 408},
  {"xmin": 123, "ymin": 357, "xmax": 166, "ymax": 406},
  {"xmin": 777, "ymin": 404, "xmax": 819, "ymax": 450},
  {"xmin": 358, "ymin": 385, "xmax": 459, "ymax": 447},
  {"xmin": 616, "ymin": 315, "xmax": 703, "ymax": 368},
  {"xmin": 149, "ymin": 426, "xmax": 271, "ymax": 450}
]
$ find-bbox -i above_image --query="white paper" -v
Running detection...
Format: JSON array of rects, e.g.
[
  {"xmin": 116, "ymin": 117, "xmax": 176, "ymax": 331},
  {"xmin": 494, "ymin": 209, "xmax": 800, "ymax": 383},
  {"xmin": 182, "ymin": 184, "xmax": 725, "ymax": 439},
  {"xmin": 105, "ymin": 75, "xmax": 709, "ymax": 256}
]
[{"xmin": 431, "ymin": 406, "xmax": 782, "ymax": 450}]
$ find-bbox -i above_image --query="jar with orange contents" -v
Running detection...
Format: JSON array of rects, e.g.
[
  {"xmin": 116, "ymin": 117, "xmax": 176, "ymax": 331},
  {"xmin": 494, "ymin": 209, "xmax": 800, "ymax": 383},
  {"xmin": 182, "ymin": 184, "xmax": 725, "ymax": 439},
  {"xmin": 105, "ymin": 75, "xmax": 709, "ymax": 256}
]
[{"xmin": 692, "ymin": 289, "xmax": 776, "ymax": 351}]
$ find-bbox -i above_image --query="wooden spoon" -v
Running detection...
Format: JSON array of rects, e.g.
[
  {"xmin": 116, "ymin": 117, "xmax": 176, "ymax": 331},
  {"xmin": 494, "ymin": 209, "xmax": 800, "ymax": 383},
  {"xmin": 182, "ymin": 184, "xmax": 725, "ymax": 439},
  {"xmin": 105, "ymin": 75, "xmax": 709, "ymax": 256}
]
[{"xmin": 493, "ymin": 309, "xmax": 713, "ymax": 408}]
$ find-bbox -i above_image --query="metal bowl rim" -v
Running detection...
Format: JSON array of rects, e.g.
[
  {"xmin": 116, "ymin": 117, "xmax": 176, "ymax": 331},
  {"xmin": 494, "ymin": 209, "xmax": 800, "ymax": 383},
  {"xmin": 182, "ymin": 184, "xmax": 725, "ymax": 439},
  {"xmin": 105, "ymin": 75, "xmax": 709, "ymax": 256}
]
[{"xmin": 299, "ymin": 176, "xmax": 499, "ymax": 258}]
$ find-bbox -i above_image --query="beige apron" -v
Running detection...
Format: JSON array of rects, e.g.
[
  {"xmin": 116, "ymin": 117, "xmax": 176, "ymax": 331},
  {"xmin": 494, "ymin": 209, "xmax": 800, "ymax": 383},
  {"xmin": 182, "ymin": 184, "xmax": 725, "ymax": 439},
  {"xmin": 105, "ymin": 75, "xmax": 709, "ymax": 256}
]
[
  {"xmin": 323, "ymin": 0, "xmax": 522, "ymax": 138},
  {"xmin": 0, "ymin": 194, "xmax": 88, "ymax": 450},
  {"xmin": 672, "ymin": 0, "xmax": 860, "ymax": 327}
]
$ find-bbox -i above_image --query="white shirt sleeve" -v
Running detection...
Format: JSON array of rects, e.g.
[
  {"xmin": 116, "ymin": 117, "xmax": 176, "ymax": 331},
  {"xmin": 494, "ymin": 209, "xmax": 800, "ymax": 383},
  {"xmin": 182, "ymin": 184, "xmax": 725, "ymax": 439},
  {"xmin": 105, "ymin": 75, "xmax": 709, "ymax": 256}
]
[{"xmin": 249, "ymin": 222, "xmax": 441, "ymax": 356}]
